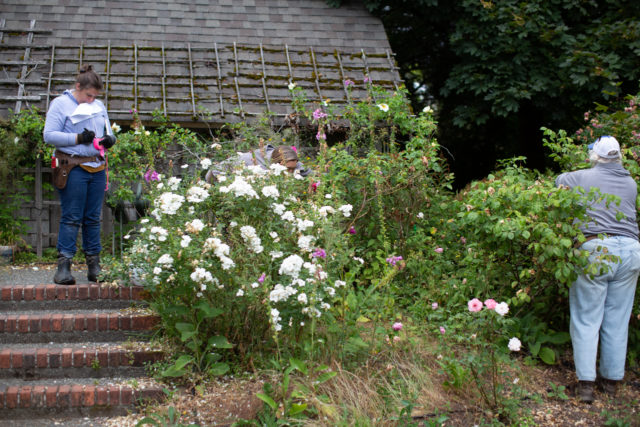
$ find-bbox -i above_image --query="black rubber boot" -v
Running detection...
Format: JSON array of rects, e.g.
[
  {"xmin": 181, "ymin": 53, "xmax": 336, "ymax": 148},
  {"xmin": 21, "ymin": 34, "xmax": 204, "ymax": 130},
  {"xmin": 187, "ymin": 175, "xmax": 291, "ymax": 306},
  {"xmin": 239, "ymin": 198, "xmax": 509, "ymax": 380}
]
[
  {"xmin": 86, "ymin": 253, "xmax": 101, "ymax": 282},
  {"xmin": 577, "ymin": 381, "xmax": 595, "ymax": 404},
  {"xmin": 53, "ymin": 254, "xmax": 76, "ymax": 285}
]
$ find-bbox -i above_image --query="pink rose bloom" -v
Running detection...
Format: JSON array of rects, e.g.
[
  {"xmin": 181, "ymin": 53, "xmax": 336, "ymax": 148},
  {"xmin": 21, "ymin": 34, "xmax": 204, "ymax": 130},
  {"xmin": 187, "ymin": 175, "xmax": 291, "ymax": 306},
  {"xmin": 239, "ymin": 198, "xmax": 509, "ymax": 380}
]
[
  {"xmin": 393, "ymin": 335, "xmax": 401, "ymax": 343},
  {"xmin": 348, "ymin": 226, "xmax": 356, "ymax": 235},
  {"xmin": 468, "ymin": 298, "xmax": 483, "ymax": 312},
  {"xmin": 439, "ymin": 326, "xmax": 446, "ymax": 335},
  {"xmin": 484, "ymin": 299, "xmax": 497, "ymax": 310},
  {"xmin": 392, "ymin": 322, "xmax": 403, "ymax": 331},
  {"xmin": 435, "ymin": 247, "xmax": 444, "ymax": 253},
  {"xmin": 460, "ymin": 236, "xmax": 467, "ymax": 244},
  {"xmin": 431, "ymin": 302, "xmax": 438, "ymax": 310}
]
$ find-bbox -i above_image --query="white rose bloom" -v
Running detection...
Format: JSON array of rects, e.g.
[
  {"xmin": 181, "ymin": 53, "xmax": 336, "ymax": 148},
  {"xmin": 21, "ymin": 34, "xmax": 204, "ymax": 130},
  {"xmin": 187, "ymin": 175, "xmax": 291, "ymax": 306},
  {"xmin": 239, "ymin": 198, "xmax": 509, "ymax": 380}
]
[
  {"xmin": 281, "ymin": 211, "xmax": 295, "ymax": 222},
  {"xmin": 495, "ymin": 302, "xmax": 509, "ymax": 316},
  {"xmin": 279, "ymin": 254, "xmax": 304, "ymax": 278},
  {"xmin": 296, "ymin": 218, "xmax": 314, "ymax": 232},
  {"xmin": 325, "ymin": 194, "xmax": 332, "ymax": 199},
  {"xmin": 251, "ymin": 282, "xmax": 260, "ymax": 289},
  {"xmin": 508, "ymin": 337, "xmax": 522, "ymax": 352},
  {"xmin": 417, "ymin": 212, "xmax": 424, "ymax": 219},
  {"xmin": 334, "ymin": 280, "xmax": 346, "ymax": 288},
  {"xmin": 157, "ymin": 254, "xmax": 174, "ymax": 265},
  {"xmin": 190, "ymin": 267, "xmax": 213, "ymax": 283},
  {"xmin": 261, "ymin": 185, "xmax": 280, "ymax": 198},
  {"xmin": 167, "ymin": 177, "xmax": 182, "ymax": 191},
  {"xmin": 180, "ymin": 235, "xmax": 192, "ymax": 248},
  {"xmin": 236, "ymin": 289, "xmax": 244, "ymax": 297},
  {"xmin": 338, "ymin": 204, "xmax": 353, "ymax": 217},
  {"xmin": 186, "ymin": 186, "xmax": 209, "ymax": 203},
  {"xmin": 270, "ymin": 250, "xmax": 283, "ymax": 260},
  {"xmin": 377, "ymin": 103, "xmax": 389, "ymax": 112},
  {"xmin": 303, "ymin": 262, "xmax": 317, "ymax": 275},
  {"xmin": 272, "ymin": 203, "xmax": 286, "ymax": 215},
  {"xmin": 269, "ymin": 231, "xmax": 279, "ymax": 239},
  {"xmin": 186, "ymin": 219, "xmax": 205, "ymax": 233},
  {"xmin": 200, "ymin": 158, "xmax": 212, "ymax": 169},
  {"xmin": 297, "ymin": 235, "xmax": 315, "ymax": 252},
  {"xmin": 288, "ymin": 82, "xmax": 296, "ymax": 90},
  {"xmin": 269, "ymin": 163, "xmax": 288, "ymax": 176},
  {"xmin": 221, "ymin": 175, "xmax": 259, "ymax": 199},
  {"xmin": 140, "ymin": 218, "xmax": 150, "ymax": 224},
  {"xmin": 153, "ymin": 267, "xmax": 162, "ymax": 275},
  {"xmin": 297, "ymin": 293, "xmax": 308, "ymax": 304},
  {"xmin": 200, "ymin": 283, "xmax": 207, "ymax": 291},
  {"xmin": 211, "ymin": 142, "xmax": 222, "ymax": 149},
  {"xmin": 326, "ymin": 287, "xmax": 335, "ymax": 297},
  {"xmin": 318, "ymin": 206, "xmax": 335, "ymax": 217},
  {"xmin": 157, "ymin": 192, "xmax": 184, "ymax": 215}
]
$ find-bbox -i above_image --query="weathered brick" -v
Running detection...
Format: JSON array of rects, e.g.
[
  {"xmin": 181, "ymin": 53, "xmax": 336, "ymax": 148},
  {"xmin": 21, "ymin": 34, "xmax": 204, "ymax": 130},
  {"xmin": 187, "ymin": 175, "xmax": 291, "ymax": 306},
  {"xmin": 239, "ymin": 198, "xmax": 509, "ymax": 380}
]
[
  {"xmin": 0, "ymin": 349, "xmax": 11, "ymax": 369},
  {"xmin": 51, "ymin": 314, "xmax": 63, "ymax": 332},
  {"xmin": 35, "ymin": 286, "xmax": 45, "ymax": 301},
  {"xmin": 70, "ymin": 385, "xmax": 83, "ymax": 407},
  {"xmin": 56, "ymin": 286, "xmax": 67, "ymax": 300},
  {"xmin": 73, "ymin": 349, "xmax": 84, "ymax": 367},
  {"xmin": 121, "ymin": 387, "xmax": 133, "ymax": 405},
  {"xmin": 132, "ymin": 286, "xmax": 145, "ymax": 300},
  {"xmin": 109, "ymin": 287, "xmax": 119, "ymax": 299},
  {"xmin": 99, "ymin": 285, "xmax": 109, "ymax": 299},
  {"xmin": 86, "ymin": 314, "xmax": 97, "ymax": 331},
  {"xmin": 61, "ymin": 348, "xmax": 73, "ymax": 368},
  {"xmin": 0, "ymin": 287, "xmax": 11, "ymax": 301},
  {"xmin": 0, "ymin": 388, "xmax": 4, "ymax": 408},
  {"xmin": 22, "ymin": 351, "xmax": 35, "ymax": 369},
  {"xmin": 98, "ymin": 313, "xmax": 109, "ymax": 331},
  {"xmin": 97, "ymin": 350, "xmax": 109, "ymax": 369},
  {"xmin": 11, "ymin": 286, "xmax": 23, "ymax": 300},
  {"xmin": 23, "ymin": 285, "xmax": 35, "ymax": 301},
  {"xmin": 11, "ymin": 351, "xmax": 23, "ymax": 369},
  {"xmin": 18, "ymin": 315, "xmax": 29, "ymax": 333},
  {"xmin": 62, "ymin": 313, "xmax": 75, "ymax": 331},
  {"xmin": 36, "ymin": 348, "xmax": 48, "ymax": 368},
  {"xmin": 139, "ymin": 387, "xmax": 164, "ymax": 402},
  {"xmin": 108, "ymin": 349, "xmax": 120, "ymax": 367},
  {"xmin": 83, "ymin": 385, "xmax": 96, "ymax": 406},
  {"xmin": 66, "ymin": 285, "xmax": 78, "ymax": 299},
  {"xmin": 120, "ymin": 315, "xmax": 131, "ymax": 330},
  {"xmin": 108, "ymin": 385, "xmax": 120, "ymax": 406},
  {"xmin": 96, "ymin": 386, "xmax": 108, "ymax": 405},
  {"xmin": 29, "ymin": 316, "xmax": 40, "ymax": 333},
  {"xmin": 89, "ymin": 285, "xmax": 99, "ymax": 299},
  {"xmin": 85, "ymin": 350, "xmax": 96, "ymax": 369},
  {"xmin": 78, "ymin": 285, "xmax": 89, "ymax": 300},
  {"xmin": 40, "ymin": 314, "xmax": 52, "ymax": 333},
  {"xmin": 74, "ymin": 315, "xmax": 85, "ymax": 331},
  {"xmin": 32, "ymin": 385, "xmax": 46, "ymax": 408},
  {"xmin": 19, "ymin": 386, "xmax": 31, "ymax": 408},
  {"xmin": 45, "ymin": 284, "xmax": 57, "ymax": 299},
  {"xmin": 45, "ymin": 385, "xmax": 58, "ymax": 408},
  {"xmin": 5, "ymin": 386, "xmax": 18, "ymax": 409},
  {"xmin": 6, "ymin": 315, "xmax": 18, "ymax": 332},
  {"xmin": 133, "ymin": 315, "xmax": 159, "ymax": 331},
  {"xmin": 57, "ymin": 385, "xmax": 71, "ymax": 407},
  {"xmin": 108, "ymin": 315, "xmax": 119, "ymax": 330},
  {"xmin": 119, "ymin": 287, "xmax": 132, "ymax": 300},
  {"xmin": 48, "ymin": 349, "xmax": 61, "ymax": 369},
  {"xmin": 0, "ymin": 317, "xmax": 4, "ymax": 333}
]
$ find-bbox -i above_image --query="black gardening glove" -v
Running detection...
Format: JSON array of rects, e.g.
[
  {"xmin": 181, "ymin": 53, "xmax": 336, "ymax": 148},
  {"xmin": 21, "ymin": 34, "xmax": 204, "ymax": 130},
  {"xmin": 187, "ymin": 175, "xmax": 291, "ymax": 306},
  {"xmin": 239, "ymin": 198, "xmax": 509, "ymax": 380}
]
[
  {"xmin": 76, "ymin": 128, "xmax": 95, "ymax": 145},
  {"xmin": 99, "ymin": 135, "xmax": 116, "ymax": 149}
]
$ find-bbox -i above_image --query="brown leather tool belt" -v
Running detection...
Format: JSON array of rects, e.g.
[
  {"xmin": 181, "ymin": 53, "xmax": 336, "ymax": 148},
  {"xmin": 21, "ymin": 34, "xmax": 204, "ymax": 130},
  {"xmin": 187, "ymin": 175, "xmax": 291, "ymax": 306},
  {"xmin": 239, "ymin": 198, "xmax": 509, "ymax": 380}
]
[{"xmin": 52, "ymin": 150, "xmax": 102, "ymax": 190}]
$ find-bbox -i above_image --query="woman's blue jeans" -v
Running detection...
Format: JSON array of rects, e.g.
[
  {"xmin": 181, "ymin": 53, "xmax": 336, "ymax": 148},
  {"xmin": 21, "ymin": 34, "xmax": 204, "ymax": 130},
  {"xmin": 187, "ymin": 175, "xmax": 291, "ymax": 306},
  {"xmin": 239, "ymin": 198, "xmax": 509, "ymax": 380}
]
[
  {"xmin": 570, "ymin": 236, "xmax": 640, "ymax": 381},
  {"xmin": 56, "ymin": 167, "xmax": 106, "ymax": 258}
]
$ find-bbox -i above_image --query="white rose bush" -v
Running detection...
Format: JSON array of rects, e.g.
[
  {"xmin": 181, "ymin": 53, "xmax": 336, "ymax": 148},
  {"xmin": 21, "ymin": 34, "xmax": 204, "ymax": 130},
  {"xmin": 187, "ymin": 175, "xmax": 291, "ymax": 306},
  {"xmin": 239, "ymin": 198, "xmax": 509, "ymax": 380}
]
[{"xmin": 122, "ymin": 158, "xmax": 360, "ymax": 377}]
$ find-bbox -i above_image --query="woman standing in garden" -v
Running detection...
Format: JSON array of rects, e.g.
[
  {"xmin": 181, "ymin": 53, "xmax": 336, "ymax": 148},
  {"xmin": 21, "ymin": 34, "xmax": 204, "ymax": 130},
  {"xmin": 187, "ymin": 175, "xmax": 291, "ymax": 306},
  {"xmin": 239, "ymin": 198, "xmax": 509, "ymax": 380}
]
[
  {"xmin": 555, "ymin": 136, "xmax": 640, "ymax": 403},
  {"xmin": 43, "ymin": 65, "xmax": 116, "ymax": 285}
]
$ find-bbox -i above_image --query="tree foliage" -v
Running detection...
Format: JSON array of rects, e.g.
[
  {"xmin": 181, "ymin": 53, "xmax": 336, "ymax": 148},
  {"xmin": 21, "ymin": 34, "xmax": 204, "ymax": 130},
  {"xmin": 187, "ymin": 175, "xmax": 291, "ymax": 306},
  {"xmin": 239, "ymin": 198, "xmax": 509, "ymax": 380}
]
[{"xmin": 329, "ymin": 0, "xmax": 640, "ymax": 184}]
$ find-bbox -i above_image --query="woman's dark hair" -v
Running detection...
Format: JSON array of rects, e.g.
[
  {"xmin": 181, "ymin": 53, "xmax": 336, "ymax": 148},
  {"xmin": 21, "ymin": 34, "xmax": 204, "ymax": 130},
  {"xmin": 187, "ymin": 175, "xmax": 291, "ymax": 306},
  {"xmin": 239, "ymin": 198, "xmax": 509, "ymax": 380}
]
[{"xmin": 76, "ymin": 64, "xmax": 103, "ymax": 91}]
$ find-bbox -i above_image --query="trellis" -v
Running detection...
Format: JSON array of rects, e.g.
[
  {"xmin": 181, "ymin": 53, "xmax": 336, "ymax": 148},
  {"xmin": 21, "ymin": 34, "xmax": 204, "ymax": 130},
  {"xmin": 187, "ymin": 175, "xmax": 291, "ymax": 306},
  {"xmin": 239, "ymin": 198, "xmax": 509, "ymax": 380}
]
[{"xmin": 0, "ymin": 20, "xmax": 401, "ymax": 124}]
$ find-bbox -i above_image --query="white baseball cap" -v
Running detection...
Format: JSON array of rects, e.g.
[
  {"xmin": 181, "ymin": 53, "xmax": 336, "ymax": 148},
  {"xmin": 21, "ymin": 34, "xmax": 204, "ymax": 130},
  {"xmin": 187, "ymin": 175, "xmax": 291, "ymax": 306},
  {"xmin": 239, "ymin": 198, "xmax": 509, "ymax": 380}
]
[{"xmin": 588, "ymin": 136, "xmax": 620, "ymax": 159}]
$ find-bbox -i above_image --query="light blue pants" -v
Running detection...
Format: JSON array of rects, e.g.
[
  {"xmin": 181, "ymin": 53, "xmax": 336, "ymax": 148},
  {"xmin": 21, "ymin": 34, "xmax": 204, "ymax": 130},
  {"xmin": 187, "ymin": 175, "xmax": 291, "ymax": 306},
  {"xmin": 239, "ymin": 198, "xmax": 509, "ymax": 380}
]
[{"xmin": 570, "ymin": 236, "xmax": 640, "ymax": 381}]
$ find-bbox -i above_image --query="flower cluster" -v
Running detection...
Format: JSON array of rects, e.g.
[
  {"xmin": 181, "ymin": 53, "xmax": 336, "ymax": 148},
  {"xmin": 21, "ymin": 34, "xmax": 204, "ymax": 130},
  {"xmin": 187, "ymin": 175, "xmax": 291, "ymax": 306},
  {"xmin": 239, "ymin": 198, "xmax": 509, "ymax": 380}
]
[{"xmin": 467, "ymin": 298, "xmax": 509, "ymax": 316}]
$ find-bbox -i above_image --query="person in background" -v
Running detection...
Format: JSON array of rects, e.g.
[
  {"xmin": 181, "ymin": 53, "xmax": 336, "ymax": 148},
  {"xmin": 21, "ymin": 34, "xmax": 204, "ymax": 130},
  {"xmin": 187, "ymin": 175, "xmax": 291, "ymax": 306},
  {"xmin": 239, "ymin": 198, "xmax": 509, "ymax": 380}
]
[
  {"xmin": 205, "ymin": 144, "xmax": 311, "ymax": 183},
  {"xmin": 43, "ymin": 65, "xmax": 116, "ymax": 284},
  {"xmin": 555, "ymin": 135, "xmax": 640, "ymax": 403}
]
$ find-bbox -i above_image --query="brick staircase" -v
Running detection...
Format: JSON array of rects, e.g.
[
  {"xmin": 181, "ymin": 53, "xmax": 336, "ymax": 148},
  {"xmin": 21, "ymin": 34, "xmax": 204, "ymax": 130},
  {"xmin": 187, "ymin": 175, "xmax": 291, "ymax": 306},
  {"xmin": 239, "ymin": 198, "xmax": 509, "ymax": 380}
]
[{"xmin": 0, "ymin": 280, "xmax": 165, "ymax": 424}]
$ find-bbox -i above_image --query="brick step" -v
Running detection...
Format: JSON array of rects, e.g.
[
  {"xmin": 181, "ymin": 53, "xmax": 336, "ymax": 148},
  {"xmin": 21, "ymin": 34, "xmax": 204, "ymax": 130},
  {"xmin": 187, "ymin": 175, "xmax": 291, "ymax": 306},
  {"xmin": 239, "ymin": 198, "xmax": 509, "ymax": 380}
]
[
  {"xmin": 0, "ymin": 379, "xmax": 165, "ymax": 418},
  {"xmin": 0, "ymin": 310, "xmax": 159, "ymax": 343},
  {"xmin": 0, "ymin": 343, "xmax": 164, "ymax": 379},
  {"xmin": 0, "ymin": 284, "xmax": 148, "ymax": 311}
]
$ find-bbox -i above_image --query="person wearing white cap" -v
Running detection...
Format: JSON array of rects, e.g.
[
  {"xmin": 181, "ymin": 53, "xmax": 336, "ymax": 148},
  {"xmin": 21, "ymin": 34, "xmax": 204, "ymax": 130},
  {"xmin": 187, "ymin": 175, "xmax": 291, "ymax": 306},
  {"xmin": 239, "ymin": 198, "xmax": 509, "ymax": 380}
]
[{"xmin": 555, "ymin": 135, "xmax": 640, "ymax": 403}]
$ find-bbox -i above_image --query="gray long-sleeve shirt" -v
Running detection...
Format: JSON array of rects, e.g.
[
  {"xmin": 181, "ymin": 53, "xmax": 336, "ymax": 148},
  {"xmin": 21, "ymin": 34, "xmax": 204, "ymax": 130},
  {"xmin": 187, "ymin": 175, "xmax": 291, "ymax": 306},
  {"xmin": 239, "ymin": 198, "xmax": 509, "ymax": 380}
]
[{"xmin": 555, "ymin": 162, "xmax": 639, "ymax": 240}]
